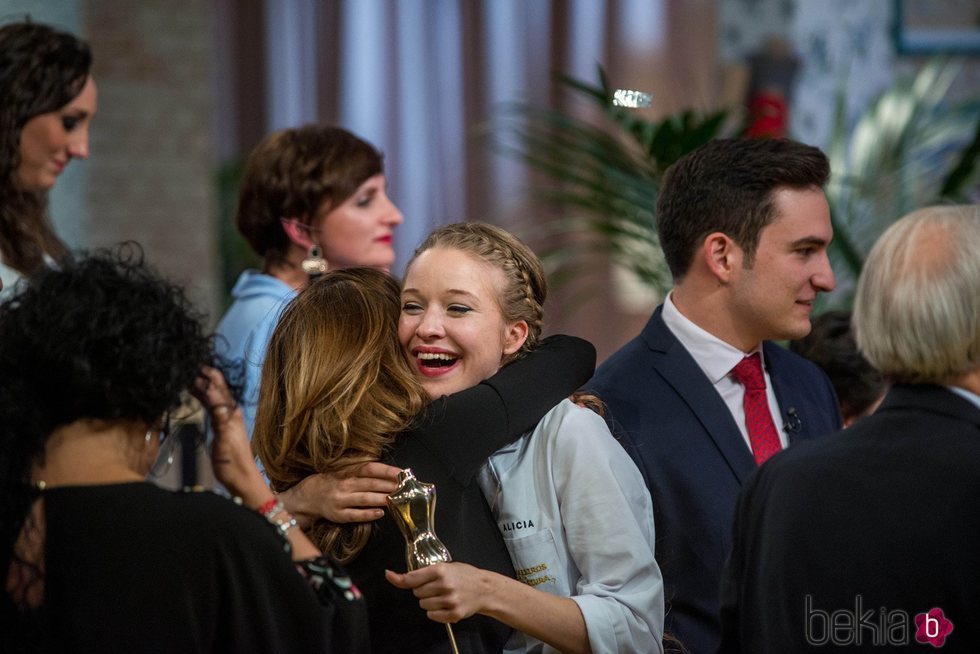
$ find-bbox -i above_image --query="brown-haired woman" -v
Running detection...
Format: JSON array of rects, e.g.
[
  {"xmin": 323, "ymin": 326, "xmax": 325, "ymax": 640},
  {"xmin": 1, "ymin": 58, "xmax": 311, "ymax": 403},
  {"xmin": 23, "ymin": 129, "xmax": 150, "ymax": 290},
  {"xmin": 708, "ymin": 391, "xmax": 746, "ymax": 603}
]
[
  {"xmin": 253, "ymin": 267, "xmax": 596, "ymax": 653},
  {"xmin": 216, "ymin": 124, "xmax": 404, "ymax": 434},
  {"xmin": 0, "ymin": 20, "xmax": 97, "ymax": 293}
]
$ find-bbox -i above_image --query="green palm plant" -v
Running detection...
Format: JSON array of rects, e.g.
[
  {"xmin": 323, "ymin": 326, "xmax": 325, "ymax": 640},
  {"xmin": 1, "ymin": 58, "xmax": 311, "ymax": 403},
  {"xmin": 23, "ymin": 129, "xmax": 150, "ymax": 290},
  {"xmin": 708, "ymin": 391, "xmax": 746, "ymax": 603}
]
[
  {"xmin": 823, "ymin": 58, "xmax": 980, "ymax": 307},
  {"xmin": 494, "ymin": 61, "xmax": 979, "ymax": 310},
  {"xmin": 492, "ymin": 68, "xmax": 734, "ymax": 298}
]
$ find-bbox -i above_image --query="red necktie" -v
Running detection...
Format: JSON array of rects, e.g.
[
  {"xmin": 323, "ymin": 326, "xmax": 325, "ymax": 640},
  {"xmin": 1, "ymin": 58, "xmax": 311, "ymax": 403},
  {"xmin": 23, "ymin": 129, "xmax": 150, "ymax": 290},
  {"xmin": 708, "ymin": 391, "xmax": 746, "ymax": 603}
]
[{"xmin": 730, "ymin": 353, "xmax": 781, "ymax": 465}]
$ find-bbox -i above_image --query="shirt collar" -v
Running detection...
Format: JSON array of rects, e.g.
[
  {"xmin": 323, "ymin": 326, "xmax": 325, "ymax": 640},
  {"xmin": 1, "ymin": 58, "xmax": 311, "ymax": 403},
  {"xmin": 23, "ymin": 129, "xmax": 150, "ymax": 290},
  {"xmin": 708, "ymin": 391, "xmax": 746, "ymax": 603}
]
[
  {"xmin": 947, "ymin": 385, "xmax": 980, "ymax": 411},
  {"xmin": 662, "ymin": 291, "xmax": 762, "ymax": 384}
]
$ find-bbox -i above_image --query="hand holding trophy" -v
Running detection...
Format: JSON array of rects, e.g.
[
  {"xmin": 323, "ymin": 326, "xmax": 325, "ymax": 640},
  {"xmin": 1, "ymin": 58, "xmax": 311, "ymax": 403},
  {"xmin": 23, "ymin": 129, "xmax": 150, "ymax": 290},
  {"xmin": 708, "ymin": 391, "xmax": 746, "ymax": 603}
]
[{"xmin": 387, "ymin": 468, "xmax": 460, "ymax": 654}]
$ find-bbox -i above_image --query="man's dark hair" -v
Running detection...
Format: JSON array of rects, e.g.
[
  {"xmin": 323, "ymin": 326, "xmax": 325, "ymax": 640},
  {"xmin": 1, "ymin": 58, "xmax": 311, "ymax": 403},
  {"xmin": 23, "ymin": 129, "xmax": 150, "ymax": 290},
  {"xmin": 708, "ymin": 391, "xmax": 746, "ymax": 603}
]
[{"xmin": 656, "ymin": 138, "xmax": 830, "ymax": 280}]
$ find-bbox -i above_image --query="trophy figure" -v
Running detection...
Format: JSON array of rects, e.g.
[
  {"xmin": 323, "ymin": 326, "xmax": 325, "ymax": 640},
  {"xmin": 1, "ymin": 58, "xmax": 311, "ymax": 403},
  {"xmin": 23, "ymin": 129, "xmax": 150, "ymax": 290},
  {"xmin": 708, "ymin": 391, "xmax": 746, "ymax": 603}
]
[{"xmin": 387, "ymin": 468, "xmax": 460, "ymax": 654}]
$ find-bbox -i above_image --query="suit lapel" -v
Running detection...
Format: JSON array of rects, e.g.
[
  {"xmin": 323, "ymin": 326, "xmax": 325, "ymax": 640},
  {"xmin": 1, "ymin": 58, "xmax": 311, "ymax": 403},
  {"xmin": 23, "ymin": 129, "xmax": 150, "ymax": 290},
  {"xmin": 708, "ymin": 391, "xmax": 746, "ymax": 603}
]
[
  {"xmin": 766, "ymin": 342, "xmax": 816, "ymax": 444},
  {"xmin": 642, "ymin": 308, "xmax": 757, "ymax": 484},
  {"xmin": 764, "ymin": 341, "xmax": 844, "ymax": 443}
]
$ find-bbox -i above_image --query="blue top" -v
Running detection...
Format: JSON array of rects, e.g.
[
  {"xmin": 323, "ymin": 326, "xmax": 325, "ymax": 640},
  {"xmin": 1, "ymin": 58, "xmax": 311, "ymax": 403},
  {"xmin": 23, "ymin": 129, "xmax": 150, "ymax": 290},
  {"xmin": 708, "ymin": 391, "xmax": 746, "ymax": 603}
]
[{"xmin": 215, "ymin": 270, "xmax": 296, "ymax": 437}]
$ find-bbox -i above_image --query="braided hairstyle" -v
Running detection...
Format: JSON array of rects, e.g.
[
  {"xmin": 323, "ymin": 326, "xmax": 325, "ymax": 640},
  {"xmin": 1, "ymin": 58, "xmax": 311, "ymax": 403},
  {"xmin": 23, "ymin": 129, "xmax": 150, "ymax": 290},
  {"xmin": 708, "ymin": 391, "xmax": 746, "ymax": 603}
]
[
  {"xmin": 407, "ymin": 222, "xmax": 547, "ymax": 359},
  {"xmin": 0, "ymin": 20, "xmax": 91, "ymax": 274}
]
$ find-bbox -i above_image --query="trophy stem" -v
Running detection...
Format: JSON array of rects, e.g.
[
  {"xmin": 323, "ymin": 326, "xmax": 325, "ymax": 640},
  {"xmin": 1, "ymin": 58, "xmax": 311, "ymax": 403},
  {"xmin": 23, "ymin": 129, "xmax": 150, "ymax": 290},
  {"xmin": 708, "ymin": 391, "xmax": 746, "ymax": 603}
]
[
  {"xmin": 445, "ymin": 624, "xmax": 460, "ymax": 654},
  {"xmin": 387, "ymin": 468, "xmax": 462, "ymax": 654}
]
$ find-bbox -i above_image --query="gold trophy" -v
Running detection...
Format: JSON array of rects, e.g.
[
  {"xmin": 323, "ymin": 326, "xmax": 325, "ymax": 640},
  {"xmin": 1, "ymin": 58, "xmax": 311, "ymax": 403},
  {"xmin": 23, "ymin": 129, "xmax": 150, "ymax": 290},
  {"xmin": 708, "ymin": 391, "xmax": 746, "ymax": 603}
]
[{"xmin": 387, "ymin": 468, "xmax": 460, "ymax": 654}]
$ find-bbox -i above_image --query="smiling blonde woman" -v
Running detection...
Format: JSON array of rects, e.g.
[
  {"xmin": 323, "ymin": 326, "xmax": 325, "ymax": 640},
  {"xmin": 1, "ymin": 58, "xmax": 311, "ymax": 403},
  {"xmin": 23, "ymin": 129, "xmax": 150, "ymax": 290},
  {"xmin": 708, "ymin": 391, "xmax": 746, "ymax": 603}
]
[{"xmin": 391, "ymin": 222, "xmax": 665, "ymax": 654}]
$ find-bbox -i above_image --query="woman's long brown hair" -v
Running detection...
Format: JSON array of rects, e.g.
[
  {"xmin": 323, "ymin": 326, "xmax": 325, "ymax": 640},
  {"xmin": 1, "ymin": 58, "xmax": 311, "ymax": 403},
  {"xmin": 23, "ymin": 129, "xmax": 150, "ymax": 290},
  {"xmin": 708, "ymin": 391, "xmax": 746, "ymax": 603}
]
[{"xmin": 252, "ymin": 268, "xmax": 427, "ymax": 562}]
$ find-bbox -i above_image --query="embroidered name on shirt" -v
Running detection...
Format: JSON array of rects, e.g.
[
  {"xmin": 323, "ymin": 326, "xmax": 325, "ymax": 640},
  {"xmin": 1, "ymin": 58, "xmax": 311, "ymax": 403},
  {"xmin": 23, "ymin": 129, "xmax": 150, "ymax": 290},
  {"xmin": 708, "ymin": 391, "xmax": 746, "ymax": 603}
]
[
  {"xmin": 501, "ymin": 519, "xmax": 534, "ymax": 531},
  {"xmin": 516, "ymin": 563, "xmax": 555, "ymax": 587}
]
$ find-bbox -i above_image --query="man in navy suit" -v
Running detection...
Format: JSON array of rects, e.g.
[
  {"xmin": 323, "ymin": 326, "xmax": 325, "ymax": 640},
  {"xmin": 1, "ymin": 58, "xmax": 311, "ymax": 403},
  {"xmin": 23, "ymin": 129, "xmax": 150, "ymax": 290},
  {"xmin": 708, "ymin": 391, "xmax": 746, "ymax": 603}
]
[
  {"xmin": 719, "ymin": 205, "xmax": 980, "ymax": 653},
  {"xmin": 588, "ymin": 138, "xmax": 843, "ymax": 653}
]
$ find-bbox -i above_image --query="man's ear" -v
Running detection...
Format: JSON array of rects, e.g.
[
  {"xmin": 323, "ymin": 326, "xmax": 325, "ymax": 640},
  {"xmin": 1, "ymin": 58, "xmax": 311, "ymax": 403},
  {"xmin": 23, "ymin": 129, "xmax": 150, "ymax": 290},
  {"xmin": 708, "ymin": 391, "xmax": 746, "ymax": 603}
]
[
  {"xmin": 280, "ymin": 218, "xmax": 314, "ymax": 249},
  {"xmin": 502, "ymin": 320, "xmax": 529, "ymax": 356},
  {"xmin": 702, "ymin": 232, "xmax": 741, "ymax": 283}
]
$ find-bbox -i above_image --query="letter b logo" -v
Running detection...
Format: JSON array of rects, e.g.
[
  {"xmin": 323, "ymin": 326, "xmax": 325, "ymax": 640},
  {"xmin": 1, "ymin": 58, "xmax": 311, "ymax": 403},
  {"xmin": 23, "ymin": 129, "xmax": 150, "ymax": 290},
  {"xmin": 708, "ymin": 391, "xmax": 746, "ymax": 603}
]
[{"xmin": 915, "ymin": 608, "xmax": 953, "ymax": 648}]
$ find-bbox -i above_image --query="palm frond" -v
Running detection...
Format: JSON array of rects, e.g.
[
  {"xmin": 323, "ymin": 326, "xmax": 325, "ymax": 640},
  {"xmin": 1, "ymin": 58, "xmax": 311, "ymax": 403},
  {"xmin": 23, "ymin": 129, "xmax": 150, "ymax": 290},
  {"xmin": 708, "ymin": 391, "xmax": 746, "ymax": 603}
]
[
  {"xmin": 491, "ymin": 68, "xmax": 732, "ymax": 296},
  {"xmin": 492, "ymin": 61, "xmax": 977, "ymax": 310},
  {"xmin": 825, "ymin": 57, "xmax": 979, "ymax": 300}
]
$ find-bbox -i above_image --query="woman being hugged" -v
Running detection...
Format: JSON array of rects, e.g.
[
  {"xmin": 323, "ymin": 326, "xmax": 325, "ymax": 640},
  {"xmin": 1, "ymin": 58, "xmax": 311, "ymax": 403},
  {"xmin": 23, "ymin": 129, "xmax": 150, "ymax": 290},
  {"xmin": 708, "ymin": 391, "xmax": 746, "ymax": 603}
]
[
  {"xmin": 0, "ymin": 20, "xmax": 97, "ymax": 292},
  {"xmin": 389, "ymin": 222, "xmax": 665, "ymax": 654},
  {"xmin": 217, "ymin": 125, "xmax": 404, "ymax": 434},
  {"xmin": 253, "ymin": 267, "xmax": 596, "ymax": 653},
  {"xmin": 254, "ymin": 269, "xmax": 428, "ymax": 563}
]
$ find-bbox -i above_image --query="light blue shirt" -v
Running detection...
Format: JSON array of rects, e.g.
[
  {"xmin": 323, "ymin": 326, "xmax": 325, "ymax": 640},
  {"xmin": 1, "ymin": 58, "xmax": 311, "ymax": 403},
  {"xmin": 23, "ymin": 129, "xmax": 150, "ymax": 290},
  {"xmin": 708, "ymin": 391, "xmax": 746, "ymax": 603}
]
[
  {"xmin": 215, "ymin": 270, "xmax": 296, "ymax": 437},
  {"xmin": 947, "ymin": 385, "xmax": 980, "ymax": 411},
  {"xmin": 478, "ymin": 399, "xmax": 665, "ymax": 654},
  {"xmin": 0, "ymin": 260, "xmax": 21, "ymax": 300}
]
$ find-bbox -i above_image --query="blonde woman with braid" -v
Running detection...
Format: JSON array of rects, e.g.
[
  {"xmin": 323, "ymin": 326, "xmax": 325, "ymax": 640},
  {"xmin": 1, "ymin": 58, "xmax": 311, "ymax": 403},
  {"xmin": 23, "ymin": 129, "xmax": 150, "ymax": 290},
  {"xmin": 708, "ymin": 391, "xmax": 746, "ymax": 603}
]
[
  {"xmin": 252, "ymin": 267, "xmax": 597, "ymax": 654},
  {"xmin": 388, "ymin": 222, "xmax": 665, "ymax": 654}
]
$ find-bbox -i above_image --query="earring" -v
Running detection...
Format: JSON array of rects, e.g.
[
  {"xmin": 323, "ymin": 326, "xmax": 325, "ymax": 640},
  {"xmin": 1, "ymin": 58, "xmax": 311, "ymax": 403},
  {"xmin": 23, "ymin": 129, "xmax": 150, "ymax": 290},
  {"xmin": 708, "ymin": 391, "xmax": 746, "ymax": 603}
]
[
  {"xmin": 145, "ymin": 430, "xmax": 153, "ymax": 446},
  {"xmin": 301, "ymin": 244, "xmax": 328, "ymax": 278}
]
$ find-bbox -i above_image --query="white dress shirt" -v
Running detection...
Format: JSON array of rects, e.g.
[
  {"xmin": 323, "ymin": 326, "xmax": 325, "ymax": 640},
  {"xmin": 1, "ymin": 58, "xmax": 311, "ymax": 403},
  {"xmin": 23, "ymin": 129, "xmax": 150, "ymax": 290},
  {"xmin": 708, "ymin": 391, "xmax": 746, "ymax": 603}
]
[
  {"xmin": 478, "ymin": 399, "xmax": 665, "ymax": 654},
  {"xmin": 661, "ymin": 292, "xmax": 789, "ymax": 450}
]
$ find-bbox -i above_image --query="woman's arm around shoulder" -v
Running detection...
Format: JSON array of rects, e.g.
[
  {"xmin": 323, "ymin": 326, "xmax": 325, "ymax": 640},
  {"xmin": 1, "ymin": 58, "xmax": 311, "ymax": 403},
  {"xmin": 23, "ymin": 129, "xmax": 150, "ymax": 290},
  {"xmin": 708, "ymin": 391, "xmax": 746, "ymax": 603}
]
[{"xmin": 410, "ymin": 334, "xmax": 597, "ymax": 484}]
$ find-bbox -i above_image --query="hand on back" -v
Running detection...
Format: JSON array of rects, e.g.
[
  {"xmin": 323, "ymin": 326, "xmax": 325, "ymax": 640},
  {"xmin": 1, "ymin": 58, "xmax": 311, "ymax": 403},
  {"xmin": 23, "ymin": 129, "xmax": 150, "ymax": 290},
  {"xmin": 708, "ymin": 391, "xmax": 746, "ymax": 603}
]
[{"xmin": 281, "ymin": 461, "xmax": 402, "ymax": 525}]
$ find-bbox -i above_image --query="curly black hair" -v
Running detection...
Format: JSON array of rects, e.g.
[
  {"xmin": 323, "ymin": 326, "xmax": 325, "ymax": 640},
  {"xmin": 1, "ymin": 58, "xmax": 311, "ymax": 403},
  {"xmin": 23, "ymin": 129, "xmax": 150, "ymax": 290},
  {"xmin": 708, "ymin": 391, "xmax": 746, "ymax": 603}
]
[
  {"xmin": 0, "ymin": 244, "xmax": 213, "ymax": 625},
  {"xmin": 0, "ymin": 20, "xmax": 91, "ymax": 274}
]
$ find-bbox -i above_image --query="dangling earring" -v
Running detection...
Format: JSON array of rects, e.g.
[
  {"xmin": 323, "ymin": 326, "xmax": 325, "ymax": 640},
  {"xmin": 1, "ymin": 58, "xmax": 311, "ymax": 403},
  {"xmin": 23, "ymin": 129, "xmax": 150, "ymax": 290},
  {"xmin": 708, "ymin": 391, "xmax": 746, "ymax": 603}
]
[{"xmin": 302, "ymin": 244, "xmax": 328, "ymax": 278}]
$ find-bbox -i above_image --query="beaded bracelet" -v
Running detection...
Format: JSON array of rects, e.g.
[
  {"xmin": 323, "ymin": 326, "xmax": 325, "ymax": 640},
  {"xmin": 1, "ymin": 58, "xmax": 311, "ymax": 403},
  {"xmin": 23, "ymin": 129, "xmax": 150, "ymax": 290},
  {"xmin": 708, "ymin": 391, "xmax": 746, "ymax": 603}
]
[
  {"xmin": 257, "ymin": 497, "xmax": 279, "ymax": 516},
  {"xmin": 276, "ymin": 516, "xmax": 299, "ymax": 535}
]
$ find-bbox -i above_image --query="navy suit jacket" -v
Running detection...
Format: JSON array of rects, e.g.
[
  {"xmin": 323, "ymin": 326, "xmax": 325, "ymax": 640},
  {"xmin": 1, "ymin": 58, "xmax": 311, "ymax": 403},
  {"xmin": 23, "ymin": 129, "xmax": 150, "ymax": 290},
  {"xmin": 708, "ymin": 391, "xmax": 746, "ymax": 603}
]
[{"xmin": 587, "ymin": 306, "xmax": 841, "ymax": 654}]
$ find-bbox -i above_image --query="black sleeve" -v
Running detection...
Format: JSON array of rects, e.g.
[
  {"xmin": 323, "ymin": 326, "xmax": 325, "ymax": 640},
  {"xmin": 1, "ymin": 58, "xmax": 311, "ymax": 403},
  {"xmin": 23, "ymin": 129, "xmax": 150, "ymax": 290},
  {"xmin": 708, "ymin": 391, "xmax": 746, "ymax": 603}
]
[
  {"xmin": 295, "ymin": 556, "xmax": 370, "ymax": 654},
  {"xmin": 406, "ymin": 334, "xmax": 596, "ymax": 484},
  {"xmin": 718, "ymin": 473, "xmax": 759, "ymax": 654}
]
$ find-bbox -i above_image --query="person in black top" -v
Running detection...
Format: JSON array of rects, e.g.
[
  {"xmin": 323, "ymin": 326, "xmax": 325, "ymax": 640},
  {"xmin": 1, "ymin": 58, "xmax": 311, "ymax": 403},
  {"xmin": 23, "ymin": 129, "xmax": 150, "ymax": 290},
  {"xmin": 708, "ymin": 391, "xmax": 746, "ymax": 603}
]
[
  {"xmin": 720, "ymin": 205, "xmax": 980, "ymax": 653},
  {"xmin": 253, "ymin": 267, "xmax": 596, "ymax": 653},
  {"xmin": 0, "ymin": 246, "xmax": 367, "ymax": 653}
]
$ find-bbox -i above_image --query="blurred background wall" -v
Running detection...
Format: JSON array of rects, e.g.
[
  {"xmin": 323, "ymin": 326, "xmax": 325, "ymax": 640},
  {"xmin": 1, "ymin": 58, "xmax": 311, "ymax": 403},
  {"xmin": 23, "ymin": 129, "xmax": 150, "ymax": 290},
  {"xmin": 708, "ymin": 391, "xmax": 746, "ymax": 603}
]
[{"xmin": 2, "ymin": 0, "xmax": 977, "ymax": 362}]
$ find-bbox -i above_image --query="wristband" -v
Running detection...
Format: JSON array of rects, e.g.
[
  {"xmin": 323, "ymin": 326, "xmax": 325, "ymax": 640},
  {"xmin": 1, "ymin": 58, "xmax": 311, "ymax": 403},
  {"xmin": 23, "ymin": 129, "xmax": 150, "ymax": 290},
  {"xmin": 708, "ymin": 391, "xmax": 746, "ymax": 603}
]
[{"xmin": 259, "ymin": 499, "xmax": 284, "ymax": 518}]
